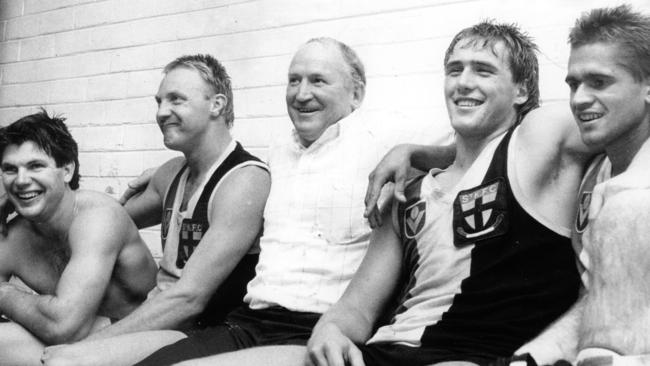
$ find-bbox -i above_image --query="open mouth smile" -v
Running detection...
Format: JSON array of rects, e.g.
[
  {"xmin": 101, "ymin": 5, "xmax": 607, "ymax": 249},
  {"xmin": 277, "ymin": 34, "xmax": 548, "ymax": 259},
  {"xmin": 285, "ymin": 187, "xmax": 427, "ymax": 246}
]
[
  {"xmin": 577, "ymin": 112, "xmax": 604, "ymax": 122},
  {"xmin": 455, "ymin": 98, "xmax": 484, "ymax": 107}
]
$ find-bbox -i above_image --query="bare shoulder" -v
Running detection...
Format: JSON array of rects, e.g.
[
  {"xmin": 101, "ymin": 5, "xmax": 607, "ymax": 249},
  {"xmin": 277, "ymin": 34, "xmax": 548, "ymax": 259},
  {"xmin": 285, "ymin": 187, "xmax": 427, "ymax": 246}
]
[
  {"xmin": 75, "ymin": 190, "xmax": 129, "ymax": 216},
  {"xmin": 208, "ymin": 165, "xmax": 271, "ymax": 225},
  {"xmin": 517, "ymin": 103, "xmax": 574, "ymax": 151},
  {"xmin": 68, "ymin": 191, "xmax": 138, "ymax": 249},
  {"xmin": 213, "ymin": 164, "xmax": 271, "ymax": 201}
]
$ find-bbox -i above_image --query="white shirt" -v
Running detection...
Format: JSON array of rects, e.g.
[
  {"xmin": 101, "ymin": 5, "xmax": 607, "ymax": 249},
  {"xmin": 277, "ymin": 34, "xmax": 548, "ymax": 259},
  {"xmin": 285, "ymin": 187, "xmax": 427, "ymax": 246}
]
[{"xmin": 245, "ymin": 109, "xmax": 451, "ymax": 313}]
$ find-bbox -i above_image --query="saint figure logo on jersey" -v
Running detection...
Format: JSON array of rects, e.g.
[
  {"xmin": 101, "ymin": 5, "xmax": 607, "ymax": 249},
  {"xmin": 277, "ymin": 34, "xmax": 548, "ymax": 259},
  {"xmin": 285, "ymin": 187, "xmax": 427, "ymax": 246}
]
[
  {"xmin": 575, "ymin": 191, "xmax": 592, "ymax": 233},
  {"xmin": 453, "ymin": 178, "xmax": 508, "ymax": 247},
  {"xmin": 404, "ymin": 201, "xmax": 426, "ymax": 239}
]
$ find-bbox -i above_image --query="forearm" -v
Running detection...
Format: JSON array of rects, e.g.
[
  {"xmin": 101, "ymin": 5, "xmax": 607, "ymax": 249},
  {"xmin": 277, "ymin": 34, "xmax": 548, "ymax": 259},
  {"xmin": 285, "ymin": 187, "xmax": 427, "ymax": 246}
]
[
  {"xmin": 516, "ymin": 293, "xmax": 585, "ymax": 364},
  {"xmin": 0, "ymin": 282, "xmax": 90, "ymax": 344},
  {"xmin": 86, "ymin": 287, "xmax": 204, "ymax": 340},
  {"xmin": 313, "ymin": 302, "xmax": 376, "ymax": 345},
  {"xmin": 411, "ymin": 143, "xmax": 455, "ymax": 172}
]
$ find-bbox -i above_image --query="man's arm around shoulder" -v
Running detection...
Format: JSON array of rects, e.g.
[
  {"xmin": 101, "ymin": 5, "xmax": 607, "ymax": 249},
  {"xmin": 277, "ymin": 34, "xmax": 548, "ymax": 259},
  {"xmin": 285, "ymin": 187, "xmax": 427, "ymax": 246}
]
[{"xmin": 124, "ymin": 157, "xmax": 185, "ymax": 228}]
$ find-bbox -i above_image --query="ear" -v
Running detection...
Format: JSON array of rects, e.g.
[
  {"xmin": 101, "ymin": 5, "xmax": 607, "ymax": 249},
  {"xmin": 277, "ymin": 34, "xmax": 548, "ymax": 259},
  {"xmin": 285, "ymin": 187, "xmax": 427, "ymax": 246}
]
[
  {"xmin": 350, "ymin": 82, "xmax": 366, "ymax": 111},
  {"xmin": 644, "ymin": 77, "xmax": 650, "ymax": 105},
  {"xmin": 210, "ymin": 94, "xmax": 228, "ymax": 119},
  {"xmin": 62, "ymin": 162, "xmax": 75, "ymax": 184},
  {"xmin": 513, "ymin": 83, "xmax": 529, "ymax": 107}
]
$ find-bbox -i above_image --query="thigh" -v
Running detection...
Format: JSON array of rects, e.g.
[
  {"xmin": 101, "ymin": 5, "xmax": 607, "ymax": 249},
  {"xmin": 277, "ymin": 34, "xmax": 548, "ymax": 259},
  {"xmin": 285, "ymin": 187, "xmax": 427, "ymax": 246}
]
[
  {"xmin": 0, "ymin": 321, "xmax": 44, "ymax": 366},
  {"xmin": 42, "ymin": 330, "xmax": 187, "ymax": 366},
  {"xmin": 175, "ymin": 345, "xmax": 306, "ymax": 366},
  {"xmin": 135, "ymin": 325, "xmax": 242, "ymax": 366}
]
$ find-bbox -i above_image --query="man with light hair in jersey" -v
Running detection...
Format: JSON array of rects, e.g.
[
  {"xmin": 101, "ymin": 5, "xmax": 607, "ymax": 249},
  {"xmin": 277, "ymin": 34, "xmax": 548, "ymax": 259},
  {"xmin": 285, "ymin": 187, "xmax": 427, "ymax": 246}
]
[{"xmin": 40, "ymin": 54, "xmax": 271, "ymax": 366}]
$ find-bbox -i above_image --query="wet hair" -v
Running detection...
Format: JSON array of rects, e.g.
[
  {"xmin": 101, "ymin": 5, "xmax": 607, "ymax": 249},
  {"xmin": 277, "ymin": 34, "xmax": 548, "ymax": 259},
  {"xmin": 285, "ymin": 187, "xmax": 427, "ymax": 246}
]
[
  {"xmin": 444, "ymin": 20, "xmax": 540, "ymax": 122},
  {"xmin": 569, "ymin": 5, "xmax": 650, "ymax": 81},
  {"xmin": 164, "ymin": 54, "xmax": 235, "ymax": 127},
  {"xmin": 0, "ymin": 109, "xmax": 80, "ymax": 190},
  {"xmin": 306, "ymin": 37, "xmax": 367, "ymax": 89}
]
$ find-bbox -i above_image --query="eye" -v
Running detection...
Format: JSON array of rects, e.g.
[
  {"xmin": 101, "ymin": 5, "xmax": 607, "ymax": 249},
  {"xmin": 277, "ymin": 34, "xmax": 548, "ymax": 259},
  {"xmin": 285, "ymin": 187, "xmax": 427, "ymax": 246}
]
[
  {"xmin": 288, "ymin": 76, "xmax": 300, "ymax": 86},
  {"xmin": 589, "ymin": 78, "xmax": 606, "ymax": 89},
  {"xmin": 28, "ymin": 162, "xmax": 46, "ymax": 170},
  {"xmin": 445, "ymin": 66, "xmax": 462, "ymax": 76},
  {"xmin": 476, "ymin": 68, "xmax": 493, "ymax": 77},
  {"xmin": 1, "ymin": 165, "xmax": 16, "ymax": 174}
]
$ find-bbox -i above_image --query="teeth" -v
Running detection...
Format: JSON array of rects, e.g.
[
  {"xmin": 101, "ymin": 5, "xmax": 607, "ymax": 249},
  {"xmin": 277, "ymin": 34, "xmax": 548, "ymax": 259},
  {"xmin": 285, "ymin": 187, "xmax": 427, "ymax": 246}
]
[
  {"xmin": 456, "ymin": 99, "xmax": 482, "ymax": 107},
  {"xmin": 579, "ymin": 113, "xmax": 603, "ymax": 122},
  {"xmin": 17, "ymin": 192, "xmax": 39, "ymax": 200}
]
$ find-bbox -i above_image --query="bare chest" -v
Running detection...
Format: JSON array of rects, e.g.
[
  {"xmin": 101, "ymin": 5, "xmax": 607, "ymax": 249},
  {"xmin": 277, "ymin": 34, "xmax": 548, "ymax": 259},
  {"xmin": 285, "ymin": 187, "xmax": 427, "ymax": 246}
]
[{"xmin": 13, "ymin": 241, "xmax": 70, "ymax": 295}]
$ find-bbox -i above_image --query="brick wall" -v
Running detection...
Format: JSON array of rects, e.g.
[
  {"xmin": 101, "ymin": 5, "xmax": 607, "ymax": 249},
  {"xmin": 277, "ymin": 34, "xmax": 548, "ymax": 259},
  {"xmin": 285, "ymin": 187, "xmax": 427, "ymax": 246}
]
[{"xmin": 0, "ymin": 0, "xmax": 647, "ymax": 256}]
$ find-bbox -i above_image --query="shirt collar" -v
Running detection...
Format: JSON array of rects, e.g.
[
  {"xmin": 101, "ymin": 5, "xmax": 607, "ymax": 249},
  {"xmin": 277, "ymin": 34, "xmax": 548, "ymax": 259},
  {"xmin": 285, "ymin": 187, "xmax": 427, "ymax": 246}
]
[{"xmin": 291, "ymin": 109, "xmax": 361, "ymax": 152}]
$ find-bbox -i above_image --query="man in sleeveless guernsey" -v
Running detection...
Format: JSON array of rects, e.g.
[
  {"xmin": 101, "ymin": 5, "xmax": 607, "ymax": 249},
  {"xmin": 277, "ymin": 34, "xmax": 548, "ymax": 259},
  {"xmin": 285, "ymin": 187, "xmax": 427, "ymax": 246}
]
[
  {"xmin": 306, "ymin": 21, "xmax": 596, "ymax": 366},
  {"xmin": 0, "ymin": 111, "xmax": 157, "ymax": 366},
  {"xmin": 563, "ymin": 6, "xmax": 650, "ymax": 365},
  {"xmin": 127, "ymin": 38, "xmax": 448, "ymax": 366},
  {"xmin": 40, "ymin": 55, "xmax": 271, "ymax": 366}
]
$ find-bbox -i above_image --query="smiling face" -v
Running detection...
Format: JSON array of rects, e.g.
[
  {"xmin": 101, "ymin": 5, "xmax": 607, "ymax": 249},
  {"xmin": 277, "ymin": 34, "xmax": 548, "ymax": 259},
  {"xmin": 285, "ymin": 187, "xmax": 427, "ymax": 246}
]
[
  {"xmin": 444, "ymin": 38, "xmax": 528, "ymax": 140},
  {"xmin": 155, "ymin": 67, "xmax": 216, "ymax": 152},
  {"xmin": 1, "ymin": 141, "xmax": 73, "ymax": 221},
  {"xmin": 286, "ymin": 42, "xmax": 363, "ymax": 147},
  {"xmin": 566, "ymin": 42, "xmax": 650, "ymax": 151}
]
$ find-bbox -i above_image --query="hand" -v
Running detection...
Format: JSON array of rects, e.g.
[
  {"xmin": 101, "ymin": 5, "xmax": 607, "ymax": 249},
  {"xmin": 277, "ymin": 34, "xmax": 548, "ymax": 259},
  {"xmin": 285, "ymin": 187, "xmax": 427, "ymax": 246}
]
[
  {"xmin": 41, "ymin": 344, "xmax": 72, "ymax": 366},
  {"xmin": 364, "ymin": 144, "xmax": 413, "ymax": 228},
  {"xmin": 0, "ymin": 183, "xmax": 15, "ymax": 236},
  {"xmin": 118, "ymin": 167, "xmax": 157, "ymax": 205},
  {"xmin": 306, "ymin": 323, "xmax": 365, "ymax": 366}
]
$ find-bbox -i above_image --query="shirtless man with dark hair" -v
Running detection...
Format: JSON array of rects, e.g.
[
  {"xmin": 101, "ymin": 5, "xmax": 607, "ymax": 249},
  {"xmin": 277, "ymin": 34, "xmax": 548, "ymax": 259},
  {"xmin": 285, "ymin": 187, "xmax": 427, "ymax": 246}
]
[{"xmin": 0, "ymin": 110, "xmax": 157, "ymax": 366}]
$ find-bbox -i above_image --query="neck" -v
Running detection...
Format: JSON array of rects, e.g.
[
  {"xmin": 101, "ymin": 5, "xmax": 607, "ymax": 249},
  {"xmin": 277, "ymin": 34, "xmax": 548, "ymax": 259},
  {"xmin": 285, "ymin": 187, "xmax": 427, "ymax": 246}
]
[
  {"xmin": 32, "ymin": 189, "xmax": 77, "ymax": 241},
  {"xmin": 183, "ymin": 130, "xmax": 233, "ymax": 181},
  {"xmin": 452, "ymin": 124, "xmax": 510, "ymax": 172},
  {"xmin": 607, "ymin": 115, "xmax": 650, "ymax": 177}
]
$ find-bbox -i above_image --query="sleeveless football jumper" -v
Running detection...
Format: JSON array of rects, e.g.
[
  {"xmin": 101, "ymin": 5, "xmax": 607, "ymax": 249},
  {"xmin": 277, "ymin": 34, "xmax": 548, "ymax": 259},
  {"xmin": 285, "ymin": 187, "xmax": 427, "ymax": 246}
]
[
  {"xmin": 159, "ymin": 142, "xmax": 268, "ymax": 326},
  {"xmin": 370, "ymin": 129, "xmax": 580, "ymax": 359}
]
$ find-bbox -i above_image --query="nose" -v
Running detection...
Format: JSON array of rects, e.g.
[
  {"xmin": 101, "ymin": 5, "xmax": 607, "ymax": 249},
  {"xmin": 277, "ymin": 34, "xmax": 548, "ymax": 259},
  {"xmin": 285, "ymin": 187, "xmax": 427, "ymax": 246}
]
[
  {"xmin": 456, "ymin": 69, "xmax": 477, "ymax": 92},
  {"xmin": 571, "ymin": 84, "xmax": 594, "ymax": 110},
  {"xmin": 15, "ymin": 168, "xmax": 30, "ymax": 186},
  {"xmin": 156, "ymin": 100, "xmax": 171, "ymax": 124},
  {"xmin": 294, "ymin": 80, "xmax": 313, "ymax": 102}
]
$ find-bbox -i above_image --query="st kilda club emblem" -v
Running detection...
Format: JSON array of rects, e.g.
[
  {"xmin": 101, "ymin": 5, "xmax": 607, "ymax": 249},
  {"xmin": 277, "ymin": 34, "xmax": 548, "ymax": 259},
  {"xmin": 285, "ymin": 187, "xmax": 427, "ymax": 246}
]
[
  {"xmin": 453, "ymin": 178, "xmax": 508, "ymax": 247},
  {"xmin": 404, "ymin": 201, "xmax": 426, "ymax": 239}
]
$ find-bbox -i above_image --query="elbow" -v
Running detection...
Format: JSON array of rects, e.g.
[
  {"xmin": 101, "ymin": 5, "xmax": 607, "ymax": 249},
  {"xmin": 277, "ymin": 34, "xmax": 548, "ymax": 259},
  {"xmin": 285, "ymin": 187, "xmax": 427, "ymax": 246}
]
[
  {"xmin": 39, "ymin": 323, "xmax": 88, "ymax": 345},
  {"xmin": 38, "ymin": 315, "xmax": 94, "ymax": 345},
  {"xmin": 166, "ymin": 287, "xmax": 208, "ymax": 319}
]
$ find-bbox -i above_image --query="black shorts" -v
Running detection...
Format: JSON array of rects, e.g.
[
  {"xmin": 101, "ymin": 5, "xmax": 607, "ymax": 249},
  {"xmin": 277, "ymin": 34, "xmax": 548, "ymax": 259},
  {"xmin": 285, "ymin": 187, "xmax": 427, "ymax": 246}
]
[
  {"xmin": 359, "ymin": 343, "xmax": 498, "ymax": 366},
  {"xmin": 135, "ymin": 305, "xmax": 320, "ymax": 366}
]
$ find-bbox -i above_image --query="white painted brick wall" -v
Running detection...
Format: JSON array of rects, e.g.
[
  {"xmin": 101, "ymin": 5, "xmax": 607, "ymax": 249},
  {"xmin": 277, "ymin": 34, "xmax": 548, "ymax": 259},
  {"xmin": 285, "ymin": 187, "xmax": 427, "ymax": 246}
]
[{"xmin": 0, "ymin": 0, "xmax": 648, "ymax": 258}]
